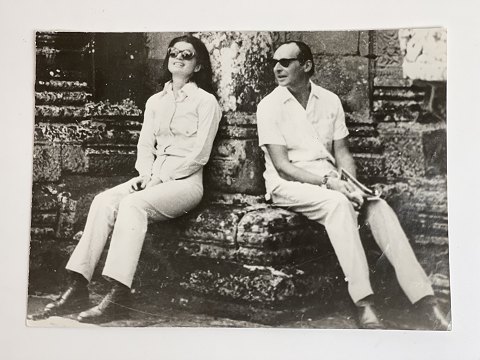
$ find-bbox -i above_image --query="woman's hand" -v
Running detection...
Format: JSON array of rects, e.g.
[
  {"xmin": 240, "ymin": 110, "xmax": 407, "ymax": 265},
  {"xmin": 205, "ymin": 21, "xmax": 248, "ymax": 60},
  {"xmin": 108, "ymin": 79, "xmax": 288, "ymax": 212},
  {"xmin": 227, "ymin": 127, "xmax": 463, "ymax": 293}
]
[
  {"xmin": 129, "ymin": 175, "xmax": 151, "ymax": 192},
  {"xmin": 145, "ymin": 176, "xmax": 163, "ymax": 188},
  {"xmin": 326, "ymin": 178, "xmax": 364, "ymax": 209}
]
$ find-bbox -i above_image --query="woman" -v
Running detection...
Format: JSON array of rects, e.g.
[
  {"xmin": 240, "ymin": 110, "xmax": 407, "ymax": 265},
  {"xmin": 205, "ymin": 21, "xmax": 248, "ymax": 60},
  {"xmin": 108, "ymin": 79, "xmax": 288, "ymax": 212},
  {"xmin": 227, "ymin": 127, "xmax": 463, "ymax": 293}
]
[{"xmin": 37, "ymin": 35, "xmax": 222, "ymax": 323}]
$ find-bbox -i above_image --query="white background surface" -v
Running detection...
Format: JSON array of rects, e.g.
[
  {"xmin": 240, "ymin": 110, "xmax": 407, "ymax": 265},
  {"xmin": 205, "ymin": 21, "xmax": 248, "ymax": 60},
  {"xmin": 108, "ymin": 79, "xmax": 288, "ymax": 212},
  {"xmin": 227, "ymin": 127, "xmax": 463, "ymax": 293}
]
[{"xmin": 1, "ymin": 0, "xmax": 479, "ymax": 359}]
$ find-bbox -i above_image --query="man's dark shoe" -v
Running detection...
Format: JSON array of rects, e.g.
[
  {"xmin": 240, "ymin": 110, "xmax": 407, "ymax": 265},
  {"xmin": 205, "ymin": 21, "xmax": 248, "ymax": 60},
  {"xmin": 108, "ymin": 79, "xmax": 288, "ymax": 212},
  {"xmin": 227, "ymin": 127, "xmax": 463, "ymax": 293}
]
[
  {"xmin": 28, "ymin": 283, "xmax": 89, "ymax": 320},
  {"xmin": 77, "ymin": 283, "xmax": 131, "ymax": 323},
  {"xmin": 356, "ymin": 298, "xmax": 385, "ymax": 329}
]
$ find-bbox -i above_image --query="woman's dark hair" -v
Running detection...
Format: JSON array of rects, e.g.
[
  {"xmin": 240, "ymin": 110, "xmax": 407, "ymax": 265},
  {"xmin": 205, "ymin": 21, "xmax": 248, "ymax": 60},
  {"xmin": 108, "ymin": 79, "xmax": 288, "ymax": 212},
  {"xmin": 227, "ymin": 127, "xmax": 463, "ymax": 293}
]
[
  {"xmin": 159, "ymin": 35, "xmax": 217, "ymax": 96},
  {"xmin": 281, "ymin": 40, "xmax": 315, "ymax": 77}
]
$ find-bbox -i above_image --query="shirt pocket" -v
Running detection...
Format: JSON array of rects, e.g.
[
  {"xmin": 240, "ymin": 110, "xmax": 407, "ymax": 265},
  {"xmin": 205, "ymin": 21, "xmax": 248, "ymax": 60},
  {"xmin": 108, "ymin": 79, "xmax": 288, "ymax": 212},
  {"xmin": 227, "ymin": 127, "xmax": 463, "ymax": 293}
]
[
  {"xmin": 170, "ymin": 106, "xmax": 198, "ymax": 137},
  {"xmin": 313, "ymin": 118, "xmax": 334, "ymax": 147}
]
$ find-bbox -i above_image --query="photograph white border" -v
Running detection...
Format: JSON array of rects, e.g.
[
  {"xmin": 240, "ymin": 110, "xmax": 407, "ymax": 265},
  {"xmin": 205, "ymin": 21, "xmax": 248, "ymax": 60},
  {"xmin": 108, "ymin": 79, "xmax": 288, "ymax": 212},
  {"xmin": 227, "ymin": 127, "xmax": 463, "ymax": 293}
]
[{"xmin": 1, "ymin": 0, "xmax": 479, "ymax": 359}]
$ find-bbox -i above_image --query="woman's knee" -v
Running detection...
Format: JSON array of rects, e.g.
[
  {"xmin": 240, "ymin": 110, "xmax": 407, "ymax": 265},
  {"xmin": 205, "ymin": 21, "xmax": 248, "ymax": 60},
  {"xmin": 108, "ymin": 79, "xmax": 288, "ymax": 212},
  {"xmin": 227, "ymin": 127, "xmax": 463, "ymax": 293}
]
[
  {"xmin": 118, "ymin": 195, "xmax": 150, "ymax": 216},
  {"xmin": 91, "ymin": 190, "xmax": 117, "ymax": 209}
]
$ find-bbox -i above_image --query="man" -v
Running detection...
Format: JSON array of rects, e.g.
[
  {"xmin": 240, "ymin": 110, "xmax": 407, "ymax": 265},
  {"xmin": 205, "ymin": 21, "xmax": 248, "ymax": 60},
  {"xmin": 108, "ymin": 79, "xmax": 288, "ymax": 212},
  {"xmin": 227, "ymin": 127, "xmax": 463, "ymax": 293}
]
[{"xmin": 256, "ymin": 41, "xmax": 449, "ymax": 330}]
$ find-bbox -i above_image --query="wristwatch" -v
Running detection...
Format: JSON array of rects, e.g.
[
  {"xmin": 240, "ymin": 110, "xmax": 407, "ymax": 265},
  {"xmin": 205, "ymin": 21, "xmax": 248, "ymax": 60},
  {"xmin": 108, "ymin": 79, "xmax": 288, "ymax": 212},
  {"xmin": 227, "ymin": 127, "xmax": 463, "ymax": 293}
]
[{"xmin": 320, "ymin": 175, "xmax": 330, "ymax": 189}]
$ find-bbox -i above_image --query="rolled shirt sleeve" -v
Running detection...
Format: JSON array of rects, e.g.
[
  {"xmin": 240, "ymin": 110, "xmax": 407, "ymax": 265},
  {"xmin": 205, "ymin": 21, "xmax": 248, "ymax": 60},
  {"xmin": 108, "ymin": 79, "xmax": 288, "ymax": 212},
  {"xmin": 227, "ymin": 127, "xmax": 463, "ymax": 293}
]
[
  {"xmin": 164, "ymin": 94, "xmax": 222, "ymax": 181},
  {"xmin": 135, "ymin": 97, "xmax": 157, "ymax": 177},
  {"xmin": 332, "ymin": 96, "xmax": 349, "ymax": 140}
]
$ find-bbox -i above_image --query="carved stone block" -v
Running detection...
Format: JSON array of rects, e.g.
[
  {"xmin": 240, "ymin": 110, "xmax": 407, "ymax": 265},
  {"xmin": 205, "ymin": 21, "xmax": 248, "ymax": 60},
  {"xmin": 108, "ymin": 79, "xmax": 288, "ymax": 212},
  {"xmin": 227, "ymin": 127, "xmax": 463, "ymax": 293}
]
[
  {"xmin": 311, "ymin": 56, "xmax": 369, "ymax": 119},
  {"xmin": 32, "ymin": 143, "xmax": 62, "ymax": 182},
  {"xmin": 205, "ymin": 139, "xmax": 265, "ymax": 195},
  {"xmin": 287, "ymin": 31, "xmax": 360, "ymax": 55}
]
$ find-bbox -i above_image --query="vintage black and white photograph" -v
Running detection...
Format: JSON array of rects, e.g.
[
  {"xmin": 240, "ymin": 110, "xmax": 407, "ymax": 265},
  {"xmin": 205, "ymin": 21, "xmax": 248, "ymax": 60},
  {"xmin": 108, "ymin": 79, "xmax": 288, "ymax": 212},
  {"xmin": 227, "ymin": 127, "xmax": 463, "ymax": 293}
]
[{"xmin": 26, "ymin": 29, "xmax": 450, "ymax": 330}]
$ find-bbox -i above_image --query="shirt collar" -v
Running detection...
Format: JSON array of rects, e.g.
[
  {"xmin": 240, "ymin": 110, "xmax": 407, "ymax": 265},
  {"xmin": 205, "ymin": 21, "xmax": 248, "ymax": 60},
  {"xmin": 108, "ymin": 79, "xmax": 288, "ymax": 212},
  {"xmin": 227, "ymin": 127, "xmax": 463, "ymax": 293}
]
[
  {"xmin": 309, "ymin": 81, "xmax": 321, "ymax": 99},
  {"xmin": 162, "ymin": 81, "xmax": 198, "ymax": 98},
  {"xmin": 277, "ymin": 81, "xmax": 319, "ymax": 104}
]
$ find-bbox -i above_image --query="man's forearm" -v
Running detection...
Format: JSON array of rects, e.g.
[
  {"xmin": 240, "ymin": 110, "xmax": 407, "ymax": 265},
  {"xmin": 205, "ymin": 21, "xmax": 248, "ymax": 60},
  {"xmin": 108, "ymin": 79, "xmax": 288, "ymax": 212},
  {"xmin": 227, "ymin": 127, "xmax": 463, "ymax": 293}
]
[
  {"xmin": 277, "ymin": 162, "xmax": 327, "ymax": 186},
  {"xmin": 333, "ymin": 138, "xmax": 357, "ymax": 178},
  {"xmin": 336, "ymin": 153, "xmax": 357, "ymax": 178}
]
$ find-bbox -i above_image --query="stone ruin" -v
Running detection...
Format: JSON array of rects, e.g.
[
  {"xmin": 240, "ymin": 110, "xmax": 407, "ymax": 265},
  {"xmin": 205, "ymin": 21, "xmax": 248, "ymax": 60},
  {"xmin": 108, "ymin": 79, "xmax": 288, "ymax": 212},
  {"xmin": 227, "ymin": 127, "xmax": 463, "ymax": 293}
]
[{"xmin": 30, "ymin": 30, "xmax": 449, "ymax": 323}]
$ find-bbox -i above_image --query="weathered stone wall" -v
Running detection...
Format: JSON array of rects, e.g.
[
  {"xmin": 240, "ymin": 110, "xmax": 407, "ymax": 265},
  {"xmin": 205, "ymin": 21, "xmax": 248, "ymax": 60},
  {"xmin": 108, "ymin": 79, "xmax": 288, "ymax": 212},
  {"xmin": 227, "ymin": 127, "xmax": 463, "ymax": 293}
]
[
  {"xmin": 372, "ymin": 29, "xmax": 447, "ymax": 179},
  {"xmin": 370, "ymin": 28, "xmax": 448, "ymax": 297}
]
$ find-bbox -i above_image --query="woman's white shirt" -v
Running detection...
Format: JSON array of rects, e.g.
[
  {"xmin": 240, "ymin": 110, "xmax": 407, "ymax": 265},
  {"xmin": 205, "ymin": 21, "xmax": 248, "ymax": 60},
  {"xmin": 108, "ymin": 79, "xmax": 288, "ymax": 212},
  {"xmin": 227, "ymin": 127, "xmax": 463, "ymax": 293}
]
[{"xmin": 135, "ymin": 81, "xmax": 222, "ymax": 182}]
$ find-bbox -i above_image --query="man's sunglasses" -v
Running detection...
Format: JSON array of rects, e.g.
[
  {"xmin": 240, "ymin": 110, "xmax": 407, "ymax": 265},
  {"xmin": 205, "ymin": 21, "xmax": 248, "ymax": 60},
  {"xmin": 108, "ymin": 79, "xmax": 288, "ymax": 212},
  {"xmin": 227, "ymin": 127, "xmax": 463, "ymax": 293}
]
[
  {"xmin": 167, "ymin": 47, "xmax": 196, "ymax": 61},
  {"xmin": 268, "ymin": 58, "xmax": 301, "ymax": 67}
]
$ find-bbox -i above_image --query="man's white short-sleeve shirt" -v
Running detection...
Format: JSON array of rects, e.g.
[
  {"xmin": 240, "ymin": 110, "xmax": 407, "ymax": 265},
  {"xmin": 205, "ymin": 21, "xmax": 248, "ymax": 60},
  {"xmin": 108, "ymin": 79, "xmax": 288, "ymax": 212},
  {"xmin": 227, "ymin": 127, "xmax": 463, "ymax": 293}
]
[{"xmin": 257, "ymin": 82, "xmax": 349, "ymax": 197}]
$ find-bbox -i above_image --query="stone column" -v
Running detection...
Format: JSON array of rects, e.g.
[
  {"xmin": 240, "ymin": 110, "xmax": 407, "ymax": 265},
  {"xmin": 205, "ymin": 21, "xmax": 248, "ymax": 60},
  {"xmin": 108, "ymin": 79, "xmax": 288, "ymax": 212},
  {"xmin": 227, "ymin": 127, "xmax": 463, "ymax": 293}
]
[{"xmin": 194, "ymin": 31, "xmax": 276, "ymax": 196}]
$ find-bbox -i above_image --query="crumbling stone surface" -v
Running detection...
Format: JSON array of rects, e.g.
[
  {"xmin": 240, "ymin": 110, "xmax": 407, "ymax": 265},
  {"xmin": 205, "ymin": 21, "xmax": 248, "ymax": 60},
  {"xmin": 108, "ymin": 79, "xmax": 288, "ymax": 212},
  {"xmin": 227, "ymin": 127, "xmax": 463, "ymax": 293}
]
[
  {"xmin": 35, "ymin": 105, "xmax": 87, "ymax": 119},
  {"xmin": 32, "ymin": 184, "xmax": 62, "ymax": 211},
  {"xmin": 415, "ymin": 244, "xmax": 450, "ymax": 278},
  {"xmin": 85, "ymin": 147, "xmax": 137, "ymax": 176},
  {"xmin": 196, "ymin": 32, "xmax": 276, "ymax": 112},
  {"xmin": 423, "ymin": 129, "xmax": 447, "ymax": 176},
  {"xmin": 28, "ymin": 238, "xmax": 77, "ymax": 294},
  {"xmin": 205, "ymin": 139, "xmax": 265, "ymax": 195},
  {"xmin": 311, "ymin": 55, "xmax": 370, "ymax": 119},
  {"xmin": 359, "ymin": 31, "xmax": 370, "ymax": 57},
  {"xmin": 31, "ymin": 213, "xmax": 57, "ymax": 228},
  {"xmin": 35, "ymin": 91, "xmax": 91, "ymax": 105},
  {"xmin": 287, "ymin": 31, "xmax": 361, "ymax": 55},
  {"xmin": 36, "ymin": 80, "xmax": 88, "ymax": 91},
  {"xmin": 349, "ymin": 136, "xmax": 383, "ymax": 154},
  {"xmin": 61, "ymin": 144, "xmax": 88, "ymax": 174},
  {"xmin": 216, "ymin": 113, "xmax": 258, "ymax": 140},
  {"xmin": 32, "ymin": 143, "xmax": 62, "ymax": 182},
  {"xmin": 30, "ymin": 227, "xmax": 56, "ymax": 240},
  {"xmin": 180, "ymin": 260, "xmax": 339, "ymax": 304},
  {"xmin": 35, "ymin": 121, "xmax": 141, "ymax": 146},
  {"xmin": 353, "ymin": 153, "xmax": 385, "ymax": 182},
  {"xmin": 378, "ymin": 122, "xmax": 446, "ymax": 180},
  {"xmin": 368, "ymin": 177, "xmax": 449, "ymax": 297},
  {"xmin": 147, "ymin": 203, "xmax": 334, "ymax": 269},
  {"xmin": 373, "ymin": 29, "xmax": 403, "ymax": 67},
  {"xmin": 55, "ymin": 192, "xmax": 78, "ymax": 239},
  {"xmin": 373, "ymin": 99, "xmax": 422, "ymax": 122}
]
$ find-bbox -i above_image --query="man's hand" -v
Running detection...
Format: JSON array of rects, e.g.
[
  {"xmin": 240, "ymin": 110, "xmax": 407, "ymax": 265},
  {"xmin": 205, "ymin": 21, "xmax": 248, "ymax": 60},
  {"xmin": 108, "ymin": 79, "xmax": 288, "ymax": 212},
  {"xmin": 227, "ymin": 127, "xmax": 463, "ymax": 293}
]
[
  {"xmin": 326, "ymin": 178, "xmax": 364, "ymax": 209},
  {"xmin": 129, "ymin": 175, "xmax": 151, "ymax": 192}
]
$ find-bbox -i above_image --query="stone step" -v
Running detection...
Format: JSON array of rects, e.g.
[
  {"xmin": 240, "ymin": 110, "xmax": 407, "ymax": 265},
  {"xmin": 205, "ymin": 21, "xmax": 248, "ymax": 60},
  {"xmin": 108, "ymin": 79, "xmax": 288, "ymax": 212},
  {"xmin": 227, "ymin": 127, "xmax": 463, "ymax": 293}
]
[
  {"xmin": 35, "ymin": 48, "xmax": 92, "ymax": 71},
  {"xmin": 373, "ymin": 99, "xmax": 423, "ymax": 122},
  {"xmin": 36, "ymin": 32, "xmax": 92, "ymax": 50},
  {"xmin": 35, "ymin": 105, "xmax": 87, "ymax": 120},
  {"xmin": 35, "ymin": 47, "xmax": 84, "ymax": 57},
  {"xmin": 373, "ymin": 87, "xmax": 426, "ymax": 100},
  {"xmin": 353, "ymin": 153, "xmax": 385, "ymax": 182},
  {"xmin": 35, "ymin": 91, "xmax": 92, "ymax": 105},
  {"xmin": 349, "ymin": 136, "xmax": 383, "ymax": 154},
  {"xmin": 84, "ymin": 147, "xmax": 137, "ymax": 176},
  {"xmin": 413, "ymin": 235, "xmax": 448, "ymax": 247},
  {"xmin": 35, "ymin": 68, "xmax": 88, "ymax": 82},
  {"xmin": 36, "ymin": 80, "xmax": 89, "ymax": 91},
  {"xmin": 34, "ymin": 122, "xmax": 141, "ymax": 144},
  {"xmin": 347, "ymin": 125, "xmax": 378, "ymax": 137}
]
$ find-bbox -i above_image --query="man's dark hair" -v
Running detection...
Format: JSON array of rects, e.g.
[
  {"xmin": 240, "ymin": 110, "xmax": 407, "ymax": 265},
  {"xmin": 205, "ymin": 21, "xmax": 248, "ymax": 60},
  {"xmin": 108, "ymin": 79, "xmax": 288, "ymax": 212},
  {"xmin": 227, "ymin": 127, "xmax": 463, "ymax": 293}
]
[{"xmin": 280, "ymin": 40, "xmax": 315, "ymax": 77}]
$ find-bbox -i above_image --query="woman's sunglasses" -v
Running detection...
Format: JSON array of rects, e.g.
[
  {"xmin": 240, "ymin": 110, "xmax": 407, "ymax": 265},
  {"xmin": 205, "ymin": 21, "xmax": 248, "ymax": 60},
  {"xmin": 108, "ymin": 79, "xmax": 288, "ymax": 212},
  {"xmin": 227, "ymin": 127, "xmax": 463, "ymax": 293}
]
[{"xmin": 167, "ymin": 47, "xmax": 196, "ymax": 61}]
